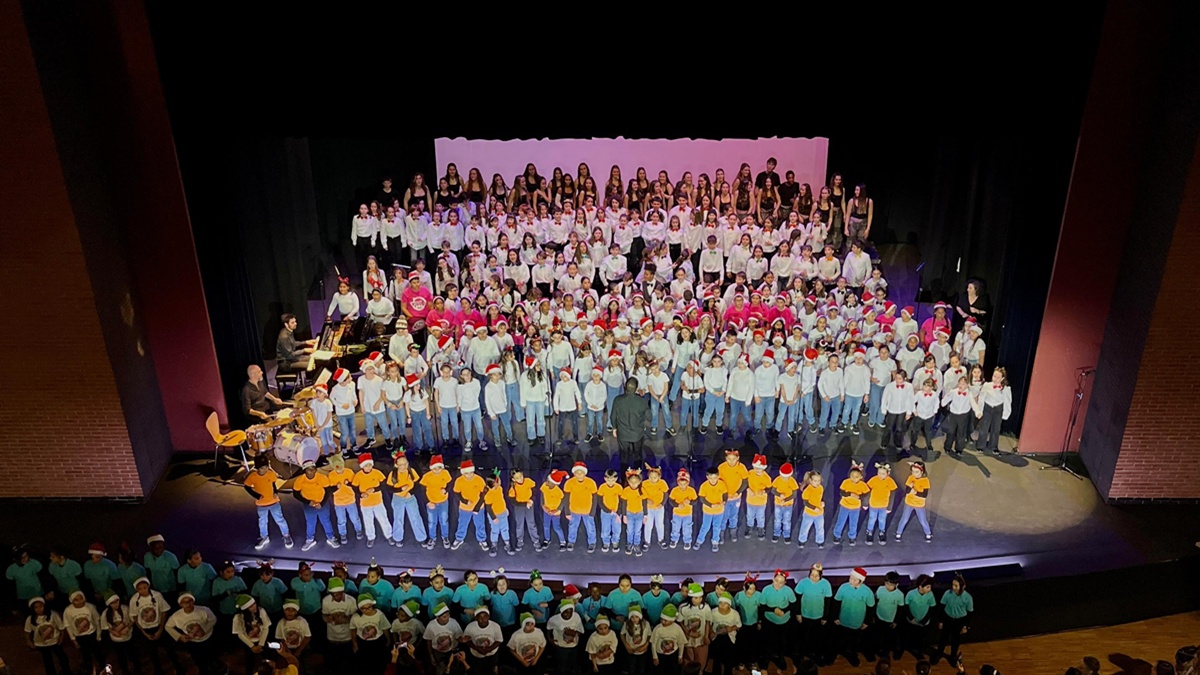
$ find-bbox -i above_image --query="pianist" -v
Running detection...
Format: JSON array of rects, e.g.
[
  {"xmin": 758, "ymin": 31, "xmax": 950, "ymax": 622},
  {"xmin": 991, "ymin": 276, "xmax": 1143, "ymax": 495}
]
[
  {"xmin": 277, "ymin": 313, "xmax": 315, "ymax": 372},
  {"xmin": 241, "ymin": 364, "xmax": 284, "ymax": 423}
]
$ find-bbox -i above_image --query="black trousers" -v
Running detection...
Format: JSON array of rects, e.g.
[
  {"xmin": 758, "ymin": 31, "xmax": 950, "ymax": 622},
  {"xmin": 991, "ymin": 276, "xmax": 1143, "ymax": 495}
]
[
  {"xmin": 936, "ymin": 616, "xmax": 969, "ymax": 662},
  {"xmin": 618, "ymin": 438, "xmax": 644, "ymax": 466},
  {"xmin": 903, "ymin": 619, "xmax": 933, "ymax": 658},
  {"xmin": 37, "ymin": 645, "xmax": 70, "ymax": 675},
  {"xmin": 136, "ymin": 630, "xmax": 183, "ymax": 675},
  {"xmin": 978, "ymin": 403, "xmax": 1004, "ymax": 452},
  {"xmin": 762, "ymin": 619, "xmax": 790, "ymax": 668},
  {"xmin": 882, "ymin": 413, "xmax": 910, "ymax": 451},
  {"xmin": 873, "ymin": 620, "xmax": 902, "ymax": 658},
  {"xmin": 839, "ymin": 624, "xmax": 868, "ymax": 663},
  {"xmin": 798, "ymin": 616, "xmax": 826, "ymax": 660},
  {"xmin": 909, "ymin": 415, "xmax": 935, "ymax": 452},
  {"xmin": 943, "ymin": 411, "xmax": 969, "ymax": 453}
]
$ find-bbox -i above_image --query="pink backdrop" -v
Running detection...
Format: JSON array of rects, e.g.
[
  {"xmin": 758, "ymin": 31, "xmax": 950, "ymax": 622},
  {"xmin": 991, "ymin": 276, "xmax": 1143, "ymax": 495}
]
[{"xmin": 434, "ymin": 136, "xmax": 830, "ymax": 198}]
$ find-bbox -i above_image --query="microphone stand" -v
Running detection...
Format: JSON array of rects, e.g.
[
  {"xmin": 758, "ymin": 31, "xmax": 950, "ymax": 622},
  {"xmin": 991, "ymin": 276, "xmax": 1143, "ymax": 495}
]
[{"xmin": 1040, "ymin": 368, "xmax": 1092, "ymax": 479}]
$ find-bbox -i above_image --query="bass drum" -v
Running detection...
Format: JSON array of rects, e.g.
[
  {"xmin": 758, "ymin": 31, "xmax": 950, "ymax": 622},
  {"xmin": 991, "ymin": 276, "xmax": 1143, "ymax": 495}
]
[{"xmin": 273, "ymin": 431, "xmax": 319, "ymax": 467}]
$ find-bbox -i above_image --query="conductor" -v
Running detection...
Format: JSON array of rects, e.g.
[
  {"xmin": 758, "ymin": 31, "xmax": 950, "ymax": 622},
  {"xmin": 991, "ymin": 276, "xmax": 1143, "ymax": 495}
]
[{"xmin": 610, "ymin": 378, "xmax": 650, "ymax": 466}]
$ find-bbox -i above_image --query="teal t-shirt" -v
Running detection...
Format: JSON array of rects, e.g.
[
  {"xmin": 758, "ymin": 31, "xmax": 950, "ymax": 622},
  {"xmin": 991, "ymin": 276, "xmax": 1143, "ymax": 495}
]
[
  {"xmin": 452, "ymin": 583, "xmax": 491, "ymax": 622},
  {"xmin": 360, "ymin": 579, "xmax": 396, "ymax": 610},
  {"xmin": 759, "ymin": 584, "xmax": 797, "ymax": 625},
  {"xmin": 143, "ymin": 551, "xmax": 180, "ymax": 593},
  {"xmin": 606, "ymin": 588, "xmax": 640, "ymax": 626},
  {"xmin": 834, "ymin": 583, "xmax": 875, "ymax": 630},
  {"xmin": 5, "ymin": 560, "xmax": 44, "ymax": 600},
  {"xmin": 337, "ymin": 578, "xmax": 359, "ymax": 595},
  {"xmin": 732, "ymin": 590, "xmax": 762, "ymax": 626},
  {"xmin": 941, "ymin": 590, "xmax": 973, "ymax": 619},
  {"xmin": 489, "ymin": 589, "xmax": 520, "ymax": 627},
  {"xmin": 252, "ymin": 577, "xmax": 288, "ymax": 614},
  {"xmin": 289, "ymin": 577, "xmax": 326, "ymax": 615},
  {"xmin": 796, "ymin": 577, "xmax": 833, "ymax": 620},
  {"xmin": 391, "ymin": 585, "xmax": 422, "ymax": 613},
  {"xmin": 875, "ymin": 586, "xmax": 905, "ymax": 623},
  {"xmin": 83, "ymin": 558, "xmax": 119, "ymax": 596},
  {"xmin": 177, "ymin": 563, "xmax": 217, "ymax": 605},
  {"xmin": 578, "ymin": 596, "xmax": 605, "ymax": 629},
  {"xmin": 905, "ymin": 588, "xmax": 937, "ymax": 624},
  {"xmin": 520, "ymin": 586, "xmax": 554, "ymax": 624},
  {"xmin": 640, "ymin": 589, "xmax": 670, "ymax": 624},
  {"xmin": 49, "ymin": 559, "xmax": 82, "ymax": 594},
  {"xmin": 212, "ymin": 576, "xmax": 248, "ymax": 615},
  {"xmin": 670, "ymin": 591, "xmax": 685, "ymax": 607},
  {"xmin": 118, "ymin": 562, "xmax": 145, "ymax": 598},
  {"xmin": 422, "ymin": 587, "xmax": 454, "ymax": 619}
]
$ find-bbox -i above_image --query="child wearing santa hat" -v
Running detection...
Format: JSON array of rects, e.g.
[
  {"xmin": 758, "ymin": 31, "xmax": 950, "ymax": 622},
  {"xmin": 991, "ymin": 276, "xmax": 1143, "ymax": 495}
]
[
  {"xmin": 753, "ymin": 349, "xmax": 781, "ymax": 435},
  {"xmin": 403, "ymin": 374, "xmax": 434, "ymax": 452},
  {"xmin": 771, "ymin": 463, "xmax": 800, "ymax": 542},
  {"xmin": 329, "ymin": 368, "xmax": 358, "ymax": 455},
  {"xmin": 745, "ymin": 455, "xmax": 772, "ymax": 540},
  {"xmin": 484, "ymin": 363, "xmax": 516, "ymax": 448},
  {"xmin": 540, "ymin": 470, "xmax": 569, "ymax": 551},
  {"xmin": 351, "ymin": 454, "xmax": 392, "ymax": 548},
  {"xmin": 669, "ymin": 469, "xmax": 698, "ymax": 551},
  {"xmin": 678, "ymin": 360, "xmax": 705, "ymax": 432},
  {"xmin": 309, "ymin": 383, "xmax": 335, "ymax": 456},
  {"xmin": 641, "ymin": 465, "xmax": 670, "ymax": 551},
  {"xmin": 452, "ymin": 460, "xmax": 488, "ymax": 552},
  {"xmin": 563, "ymin": 463, "xmax": 599, "ymax": 553},
  {"xmin": 834, "ymin": 567, "xmax": 876, "ymax": 667},
  {"xmin": 553, "ymin": 368, "xmax": 584, "ymax": 443},
  {"xmin": 726, "ymin": 355, "xmax": 755, "ymax": 437},
  {"xmin": 419, "ymin": 455, "xmax": 453, "ymax": 550}
]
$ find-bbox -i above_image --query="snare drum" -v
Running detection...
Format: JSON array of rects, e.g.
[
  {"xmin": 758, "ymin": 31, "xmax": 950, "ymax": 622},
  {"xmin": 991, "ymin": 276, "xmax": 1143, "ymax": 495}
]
[
  {"xmin": 275, "ymin": 408, "xmax": 294, "ymax": 420},
  {"xmin": 247, "ymin": 425, "xmax": 275, "ymax": 452},
  {"xmin": 291, "ymin": 408, "xmax": 317, "ymax": 434},
  {"xmin": 273, "ymin": 431, "xmax": 319, "ymax": 467}
]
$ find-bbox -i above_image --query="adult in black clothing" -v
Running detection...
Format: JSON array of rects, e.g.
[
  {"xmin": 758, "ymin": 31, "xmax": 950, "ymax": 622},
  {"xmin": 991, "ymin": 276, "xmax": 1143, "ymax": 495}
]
[
  {"xmin": 955, "ymin": 279, "xmax": 992, "ymax": 332},
  {"xmin": 375, "ymin": 176, "xmax": 400, "ymax": 210},
  {"xmin": 277, "ymin": 313, "xmax": 315, "ymax": 372},
  {"xmin": 754, "ymin": 157, "xmax": 781, "ymax": 190},
  {"xmin": 610, "ymin": 379, "xmax": 650, "ymax": 466},
  {"xmin": 241, "ymin": 364, "xmax": 283, "ymax": 424}
]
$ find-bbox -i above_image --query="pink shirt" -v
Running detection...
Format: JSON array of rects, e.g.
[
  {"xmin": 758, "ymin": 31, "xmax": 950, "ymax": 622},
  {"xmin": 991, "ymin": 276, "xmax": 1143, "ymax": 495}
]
[
  {"xmin": 401, "ymin": 286, "xmax": 433, "ymax": 319},
  {"xmin": 920, "ymin": 317, "xmax": 952, "ymax": 347}
]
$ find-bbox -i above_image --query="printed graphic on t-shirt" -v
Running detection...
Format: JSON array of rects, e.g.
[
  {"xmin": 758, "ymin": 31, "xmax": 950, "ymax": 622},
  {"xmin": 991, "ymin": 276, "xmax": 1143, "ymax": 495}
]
[
  {"xmin": 434, "ymin": 632, "xmax": 455, "ymax": 652},
  {"xmin": 684, "ymin": 616, "xmax": 703, "ymax": 639},
  {"xmin": 139, "ymin": 605, "xmax": 158, "ymax": 626},
  {"xmin": 359, "ymin": 624, "xmax": 378, "ymax": 641},
  {"xmin": 36, "ymin": 620, "xmax": 57, "ymax": 643},
  {"xmin": 658, "ymin": 638, "xmax": 677, "ymax": 655},
  {"xmin": 73, "ymin": 615, "xmax": 93, "ymax": 635},
  {"xmin": 109, "ymin": 617, "xmax": 130, "ymax": 639},
  {"xmin": 185, "ymin": 620, "xmax": 206, "ymax": 640},
  {"xmin": 520, "ymin": 642, "xmax": 539, "ymax": 660},
  {"xmin": 562, "ymin": 627, "xmax": 579, "ymax": 645}
]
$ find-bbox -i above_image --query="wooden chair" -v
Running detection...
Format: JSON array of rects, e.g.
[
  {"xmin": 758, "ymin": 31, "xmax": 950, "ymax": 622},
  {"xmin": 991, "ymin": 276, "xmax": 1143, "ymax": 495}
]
[{"xmin": 205, "ymin": 412, "xmax": 250, "ymax": 478}]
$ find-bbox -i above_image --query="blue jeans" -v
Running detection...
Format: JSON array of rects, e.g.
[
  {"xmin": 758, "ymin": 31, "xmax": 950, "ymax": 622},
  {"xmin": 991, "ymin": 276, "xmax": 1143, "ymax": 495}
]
[
  {"xmin": 723, "ymin": 498, "xmax": 741, "ymax": 532},
  {"xmin": 526, "ymin": 402, "xmax": 547, "ymax": 439},
  {"xmin": 490, "ymin": 411, "xmax": 514, "ymax": 444},
  {"xmin": 697, "ymin": 512, "xmax": 724, "ymax": 545},
  {"xmin": 386, "ymin": 407, "xmax": 405, "ymax": 441},
  {"xmin": 567, "ymin": 513, "xmax": 596, "ymax": 546},
  {"xmin": 587, "ymin": 410, "xmax": 605, "ymax": 436},
  {"xmin": 557, "ymin": 413, "xmax": 581, "ymax": 440},
  {"xmin": 670, "ymin": 513, "xmax": 693, "ymax": 546},
  {"xmin": 818, "ymin": 397, "xmax": 843, "ymax": 430},
  {"xmin": 776, "ymin": 400, "xmax": 798, "ymax": 433},
  {"xmin": 334, "ymin": 504, "xmax": 362, "ymax": 538},
  {"xmin": 362, "ymin": 502, "xmax": 392, "ymax": 541},
  {"xmin": 832, "ymin": 505, "xmax": 861, "ymax": 540},
  {"xmin": 426, "ymin": 501, "xmax": 450, "ymax": 541},
  {"xmin": 390, "ymin": 494, "xmax": 427, "ymax": 543},
  {"xmin": 410, "ymin": 410, "xmax": 433, "ymax": 450},
  {"xmin": 702, "ymin": 394, "xmax": 724, "ymax": 427},
  {"xmin": 606, "ymin": 386, "xmax": 622, "ymax": 428},
  {"xmin": 668, "ymin": 367, "xmax": 683, "ymax": 399},
  {"xmin": 455, "ymin": 508, "xmax": 486, "ymax": 543},
  {"xmin": 363, "ymin": 410, "xmax": 391, "ymax": 442},
  {"xmin": 489, "ymin": 513, "xmax": 510, "ymax": 545},
  {"xmin": 801, "ymin": 391, "xmax": 816, "ymax": 426},
  {"xmin": 729, "ymin": 399, "xmax": 750, "ymax": 432},
  {"xmin": 680, "ymin": 398, "xmax": 701, "ymax": 427},
  {"xmin": 506, "ymin": 382, "xmax": 525, "ymax": 423},
  {"xmin": 841, "ymin": 395, "xmax": 867, "ymax": 426},
  {"xmin": 317, "ymin": 428, "xmax": 335, "ymax": 455},
  {"xmin": 256, "ymin": 502, "xmax": 290, "ymax": 539},
  {"xmin": 337, "ymin": 414, "xmax": 356, "ymax": 449},
  {"xmin": 866, "ymin": 507, "xmax": 890, "ymax": 535},
  {"xmin": 799, "ymin": 512, "xmax": 825, "ymax": 544},
  {"xmin": 438, "ymin": 407, "xmax": 459, "ymax": 439},
  {"xmin": 627, "ymin": 512, "xmax": 644, "ymax": 547},
  {"xmin": 542, "ymin": 510, "xmax": 565, "ymax": 544},
  {"xmin": 897, "ymin": 504, "xmax": 932, "ymax": 537},
  {"xmin": 773, "ymin": 503, "xmax": 794, "ymax": 539},
  {"xmin": 460, "ymin": 409, "xmax": 484, "ymax": 445},
  {"xmin": 301, "ymin": 503, "xmax": 333, "ymax": 541},
  {"xmin": 754, "ymin": 396, "xmax": 776, "ymax": 429},
  {"xmin": 747, "ymin": 503, "xmax": 766, "ymax": 529},
  {"xmin": 868, "ymin": 383, "xmax": 886, "ymax": 426},
  {"xmin": 600, "ymin": 511, "xmax": 621, "ymax": 546},
  {"xmin": 650, "ymin": 398, "xmax": 670, "ymax": 429}
]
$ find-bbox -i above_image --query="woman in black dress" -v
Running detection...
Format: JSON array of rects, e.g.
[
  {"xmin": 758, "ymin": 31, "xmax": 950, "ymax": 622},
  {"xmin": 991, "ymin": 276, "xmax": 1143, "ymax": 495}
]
[
  {"xmin": 443, "ymin": 163, "xmax": 463, "ymax": 196},
  {"xmin": 489, "ymin": 173, "xmax": 509, "ymax": 211},
  {"xmin": 404, "ymin": 173, "xmax": 432, "ymax": 213},
  {"xmin": 605, "ymin": 165, "xmax": 624, "ymax": 206},
  {"xmin": 829, "ymin": 172, "xmax": 848, "ymax": 251},
  {"xmin": 956, "ymin": 278, "xmax": 992, "ymax": 332}
]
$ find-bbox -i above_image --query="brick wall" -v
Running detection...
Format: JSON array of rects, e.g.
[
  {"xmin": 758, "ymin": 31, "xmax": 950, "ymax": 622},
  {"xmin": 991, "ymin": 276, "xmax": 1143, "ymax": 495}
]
[
  {"xmin": 1110, "ymin": 138, "xmax": 1200, "ymax": 500},
  {"xmin": 0, "ymin": 0, "xmax": 144, "ymax": 498}
]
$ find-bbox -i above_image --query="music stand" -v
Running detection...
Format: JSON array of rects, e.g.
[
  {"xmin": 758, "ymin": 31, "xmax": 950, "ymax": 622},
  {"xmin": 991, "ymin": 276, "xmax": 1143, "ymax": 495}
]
[{"xmin": 1040, "ymin": 368, "xmax": 1091, "ymax": 479}]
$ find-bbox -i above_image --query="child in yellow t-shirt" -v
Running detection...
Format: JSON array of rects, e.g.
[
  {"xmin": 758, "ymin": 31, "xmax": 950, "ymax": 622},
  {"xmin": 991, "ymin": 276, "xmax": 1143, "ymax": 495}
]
[
  {"xmin": 896, "ymin": 460, "xmax": 933, "ymax": 542},
  {"xmin": 507, "ymin": 468, "xmax": 540, "ymax": 552},
  {"xmin": 621, "ymin": 469, "xmax": 646, "ymax": 556},
  {"xmin": 244, "ymin": 454, "xmax": 292, "ymax": 549},
  {"xmin": 717, "ymin": 449, "xmax": 749, "ymax": 542},
  {"xmin": 669, "ymin": 469, "xmax": 697, "ymax": 550},
  {"xmin": 640, "ymin": 465, "xmax": 669, "ymax": 550},
  {"xmin": 562, "ymin": 463, "xmax": 598, "ymax": 552},
  {"xmin": 798, "ymin": 470, "xmax": 826, "ymax": 548},
  {"xmin": 597, "ymin": 469, "xmax": 625, "ymax": 553},
  {"xmin": 326, "ymin": 453, "xmax": 363, "ymax": 545},
  {"xmin": 540, "ymin": 470, "xmax": 568, "ymax": 551},
  {"xmin": 697, "ymin": 467, "xmax": 729, "ymax": 552},
  {"xmin": 745, "ymin": 454, "xmax": 773, "ymax": 541},
  {"xmin": 771, "ymin": 462, "xmax": 800, "ymax": 543},
  {"xmin": 865, "ymin": 463, "xmax": 898, "ymax": 546},
  {"xmin": 483, "ymin": 473, "xmax": 512, "ymax": 557},
  {"xmin": 452, "ymin": 460, "xmax": 487, "ymax": 551},
  {"xmin": 832, "ymin": 463, "xmax": 870, "ymax": 545},
  {"xmin": 418, "ymin": 455, "xmax": 452, "ymax": 549},
  {"xmin": 350, "ymin": 455, "xmax": 392, "ymax": 547}
]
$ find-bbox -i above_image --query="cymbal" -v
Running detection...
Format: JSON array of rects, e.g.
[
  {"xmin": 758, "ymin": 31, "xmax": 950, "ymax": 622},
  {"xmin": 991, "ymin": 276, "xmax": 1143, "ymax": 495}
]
[
  {"xmin": 264, "ymin": 417, "xmax": 293, "ymax": 428},
  {"xmin": 294, "ymin": 387, "xmax": 316, "ymax": 402}
]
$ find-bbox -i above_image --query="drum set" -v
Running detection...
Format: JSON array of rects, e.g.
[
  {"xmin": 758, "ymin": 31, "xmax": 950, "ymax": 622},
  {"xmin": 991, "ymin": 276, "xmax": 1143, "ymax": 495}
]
[{"xmin": 245, "ymin": 388, "xmax": 323, "ymax": 470}]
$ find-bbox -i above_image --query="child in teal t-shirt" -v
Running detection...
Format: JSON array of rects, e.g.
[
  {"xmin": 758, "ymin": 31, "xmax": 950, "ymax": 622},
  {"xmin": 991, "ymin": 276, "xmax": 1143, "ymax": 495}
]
[
  {"xmin": 359, "ymin": 563, "xmax": 396, "ymax": 611},
  {"xmin": 48, "ymin": 549, "xmax": 83, "ymax": 597},
  {"xmin": 904, "ymin": 575, "xmax": 938, "ymax": 626},
  {"xmin": 489, "ymin": 575, "xmax": 520, "ymax": 628},
  {"xmin": 796, "ymin": 565, "xmax": 833, "ymax": 621},
  {"xmin": 760, "ymin": 572, "xmax": 798, "ymax": 624},
  {"xmin": 605, "ymin": 575, "xmax": 640, "ymax": 630},
  {"xmin": 520, "ymin": 572, "xmax": 554, "ymax": 625},
  {"xmin": 142, "ymin": 538, "xmax": 180, "ymax": 594},
  {"xmin": 834, "ymin": 572, "xmax": 876, "ymax": 630},
  {"xmin": 82, "ymin": 547, "xmax": 119, "ymax": 598},
  {"xmin": 451, "ymin": 571, "xmax": 491, "ymax": 624},
  {"xmin": 289, "ymin": 563, "xmax": 325, "ymax": 616},
  {"xmin": 578, "ymin": 584, "xmax": 605, "ymax": 631},
  {"xmin": 391, "ymin": 572, "xmax": 422, "ymax": 614},
  {"xmin": 421, "ymin": 573, "xmax": 454, "ymax": 621},
  {"xmin": 5, "ymin": 549, "xmax": 44, "ymax": 601},
  {"xmin": 875, "ymin": 571, "xmax": 906, "ymax": 659},
  {"xmin": 704, "ymin": 577, "xmax": 729, "ymax": 609},
  {"xmin": 176, "ymin": 550, "xmax": 217, "ymax": 606},
  {"xmin": 640, "ymin": 580, "xmax": 671, "ymax": 624},
  {"xmin": 116, "ymin": 547, "xmax": 145, "ymax": 599},
  {"xmin": 330, "ymin": 563, "xmax": 358, "ymax": 596},
  {"xmin": 251, "ymin": 564, "xmax": 288, "ymax": 615},
  {"xmin": 732, "ymin": 576, "xmax": 762, "ymax": 628},
  {"xmin": 211, "ymin": 562, "xmax": 248, "ymax": 616}
]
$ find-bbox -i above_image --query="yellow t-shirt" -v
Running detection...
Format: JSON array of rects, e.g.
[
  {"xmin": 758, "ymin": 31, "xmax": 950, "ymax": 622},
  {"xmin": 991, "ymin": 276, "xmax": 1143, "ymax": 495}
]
[
  {"xmin": 699, "ymin": 480, "xmax": 728, "ymax": 515},
  {"xmin": 905, "ymin": 476, "xmax": 931, "ymax": 508},
  {"xmin": 838, "ymin": 479, "xmax": 870, "ymax": 510},
  {"xmin": 563, "ymin": 477, "xmax": 598, "ymax": 515},
  {"xmin": 351, "ymin": 469, "xmax": 386, "ymax": 508},
  {"xmin": 420, "ymin": 470, "xmax": 452, "ymax": 504},
  {"xmin": 745, "ymin": 471, "xmax": 772, "ymax": 507},
  {"xmin": 802, "ymin": 484, "xmax": 825, "ymax": 516},
  {"xmin": 328, "ymin": 468, "xmax": 356, "ymax": 507},
  {"xmin": 641, "ymin": 479, "xmax": 668, "ymax": 509},
  {"xmin": 293, "ymin": 472, "xmax": 330, "ymax": 504},
  {"xmin": 670, "ymin": 485, "xmax": 697, "ymax": 517},
  {"xmin": 866, "ymin": 476, "xmax": 898, "ymax": 509},
  {"xmin": 386, "ymin": 468, "xmax": 419, "ymax": 499},
  {"xmin": 454, "ymin": 474, "xmax": 487, "ymax": 511},
  {"xmin": 508, "ymin": 478, "xmax": 536, "ymax": 505},
  {"xmin": 718, "ymin": 462, "xmax": 749, "ymax": 497},
  {"xmin": 622, "ymin": 485, "xmax": 645, "ymax": 513},
  {"xmin": 244, "ymin": 470, "xmax": 280, "ymax": 507},
  {"xmin": 598, "ymin": 483, "xmax": 624, "ymax": 513},
  {"xmin": 484, "ymin": 485, "xmax": 507, "ymax": 517},
  {"xmin": 772, "ymin": 475, "xmax": 799, "ymax": 506},
  {"xmin": 541, "ymin": 484, "xmax": 564, "ymax": 513}
]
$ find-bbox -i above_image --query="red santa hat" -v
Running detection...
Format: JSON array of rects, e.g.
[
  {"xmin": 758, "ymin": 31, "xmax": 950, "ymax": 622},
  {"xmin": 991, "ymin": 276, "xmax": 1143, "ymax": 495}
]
[
  {"xmin": 740, "ymin": 353, "xmax": 751, "ymax": 366},
  {"xmin": 854, "ymin": 347, "xmax": 867, "ymax": 356},
  {"xmin": 563, "ymin": 584, "xmax": 582, "ymax": 599},
  {"xmin": 357, "ymin": 454, "xmax": 374, "ymax": 467},
  {"xmin": 780, "ymin": 462, "xmax": 794, "ymax": 477},
  {"xmin": 805, "ymin": 295, "xmax": 818, "ymax": 305},
  {"xmin": 408, "ymin": 270, "xmax": 421, "ymax": 280},
  {"xmin": 639, "ymin": 317, "xmax": 653, "ymax": 329},
  {"xmin": 474, "ymin": 324, "xmax": 489, "ymax": 333},
  {"xmin": 753, "ymin": 329, "xmax": 765, "ymax": 339},
  {"xmin": 934, "ymin": 301, "xmax": 951, "ymax": 311},
  {"xmin": 87, "ymin": 543, "xmax": 107, "ymax": 557},
  {"xmin": 785, "ymin": 359, "xmax": 797, "ymax": 370},
  {"xmin": 882, "ymin": 300, "xmax": 897, "ymax": 314},
  {"xmin": 850, "ymin": 568, "xmax": 868, "ymax": 583},
  {"xmin": 524, "ymin": 356, "xmax": 537, "ymax": 368},
  {"xmin": 462, "ymin": 323, "xmax": 475, "ymax": 334},
  {"xmin": 549, "ymin": 470, "xmax": 568, "ymax": 484},
  {"xmin": 333, "ymin": 368, "xmax": 350, "ymax": 383},
  {"xmin": 762, "ymin": 349, "xmax": 775, "ymax": 362},
  {"xmin": 677, "ymin": 468, "xmax": 690, "ymax": 482},
  {"xmin": 592, "ymin": 318, "xmax": 607, "ymax": 330},
  {"xmin": 752, "ymin": 454, "xmax": 768, "ymax": 469},
  {"xmin": 689, "ymin": 359, "xmax": 701, "ymax": 370},
  {"xmin": 608, "ymin": 349, "xmax": 623, "ymax": 360},
  {"xmin": 495, "ymin": 318, "xmax": 508, "ymax": 328},
  {"xmin": 460, "ymin": 459, "xmax": 475, "ymax": 473},
  {"xmin": 405, "ymin": 374, "xmax": 420, "ymax": 387},
  {"xmin": 486, "ymin": 363, "xmax": 501, "ymax": 376},
  {"xmin": 437, "ymin": 335, "xmax": 453, "ymax": 350},
  {"xmin": 902, "ymin": 305, "xmax": 915, "ymax": 317},
  {"xmin": 804, "ymin": 348, "xmax": 818, "ymax": 361},
  {"xmin": 593, "ymin": 365, "xmax": 604, "ymax": 375},
  {"xmin": 571, "ymin": 462, "xmax": 588, "ymax": 475},
  {"xmin": 560, "ymin": 367, "xmax": 572, "ymax": 377},
  {"xmin": 653, "ymin": 323, "xmax": 665, "ymax": 336},
  {"xmin": 935, "ymin": 327, "xmax": 951, "ymax": 338},
  {"xmin": 367, "ymin": 350, "xmax": 383, "ymax": 364},
  {"xmin": 314, "ymin": 383, "xmax": 328, "ymax": 391}
]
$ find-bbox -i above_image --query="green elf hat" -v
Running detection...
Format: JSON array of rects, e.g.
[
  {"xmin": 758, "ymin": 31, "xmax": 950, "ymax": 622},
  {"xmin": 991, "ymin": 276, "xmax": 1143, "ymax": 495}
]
[
  {"xmin": 661, "ymin": 604, "xmax": 678, "ymax": 620},
  {"xmin": 687, "ymin": 583, "xmax": 704, "ymax": 598},
  {"xmin": 283, "ymin": 598, "xmax": 300, "ymax": 611},
  {"xmin": 400, "ymin": 600, "xmax": 420, "ymax": 618},
  {"xmin": 717, "ymin": 592, "xmax": 733, "ymax": 605},
  {"xmin": 236, "ymin": 594, "xmax": 255, "ymax": 610},
  {"xmin": 520, "ymin": 612, "xmax": 535, "ymax": 626},
  {"xmin": 433, "ymin": 602, "xmax": 449, "ymax": 617},
  {"xmin": 357, "ymin": 594, "xmax": 375, "ymax": 609},
  {"xmin": 327, "ymin": 578, "xmax": 345, "ymax": 592},
  {"xmin": 529, "ymin": 569, "xmax": 542, "ymax": 581},
  {"xmin": 627, "ymin": 604, "xmax": 643, "ymax": 619},
  {"xmin": 103, "ymin": 590, "xmax": 120, "ymax": 606}
]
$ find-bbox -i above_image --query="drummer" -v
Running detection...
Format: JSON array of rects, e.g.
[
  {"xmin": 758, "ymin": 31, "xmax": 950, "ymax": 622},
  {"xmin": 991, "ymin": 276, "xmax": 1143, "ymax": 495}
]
[
  {"xmin": 310, "ymin": 384, "xmax": 335, "ymax": 456},
  {"xmin": 241, "ymin": 364, "xmax": 284, "ymax": 423}
]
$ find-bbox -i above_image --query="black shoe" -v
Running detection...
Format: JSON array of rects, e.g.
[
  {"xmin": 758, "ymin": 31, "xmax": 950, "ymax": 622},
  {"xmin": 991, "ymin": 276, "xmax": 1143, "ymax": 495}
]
[
  {"xmin": 865, "ymin": 533, "xmax": 874, "ymax": 546},
  {"xmin": 716, "ymin": 426, "xmax": 725, "ymax": 434},
  {"xmin": 558, "ymin": 543, "xmax": 567, "ymax": 552},
  {"xmin": 771, "ymin": 535, "xmax": 779, "ymax": 543},
  {"xmin": 666, "ymin": 428, "xmax": 676, "ymax": 436},
  {"xmin": 586, "ymin": 544, "xmax": 595, "ymax": 553},
  {"xmin": 852, "ymin": 425, "xmax": 860, "ymax": 435},
  {"xmin": 488, "ymin": 545, "xmax": 497, "ymax": 558},
  {"xmin": 366, "ymin": 538, "xmax": 375, "ymax": 549},
  {"xmin": 566, "ymin": 543, "xmax": 574, "ymax": 552}
]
